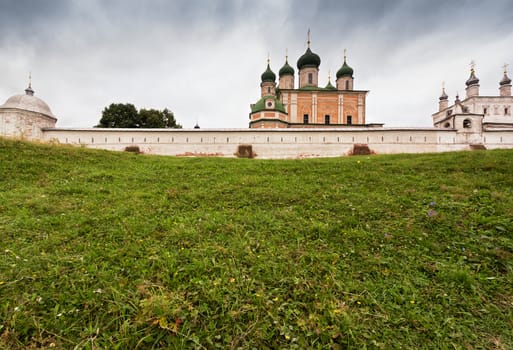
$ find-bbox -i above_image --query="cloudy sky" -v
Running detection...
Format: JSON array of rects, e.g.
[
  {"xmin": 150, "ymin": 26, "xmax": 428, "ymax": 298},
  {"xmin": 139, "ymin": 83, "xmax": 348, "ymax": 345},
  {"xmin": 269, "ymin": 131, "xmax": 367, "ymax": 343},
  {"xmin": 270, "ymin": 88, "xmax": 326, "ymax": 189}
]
[{"xmin": 1, "ymin": 0, "xmax": 512, "ymax": 128}]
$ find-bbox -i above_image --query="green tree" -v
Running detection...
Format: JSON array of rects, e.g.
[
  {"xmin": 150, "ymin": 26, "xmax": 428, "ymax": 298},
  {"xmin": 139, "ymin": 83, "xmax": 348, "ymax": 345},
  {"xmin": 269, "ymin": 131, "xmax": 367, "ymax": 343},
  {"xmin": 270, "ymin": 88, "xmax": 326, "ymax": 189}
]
[
  {"xmin": 96, "ymin": 104, "xmax": 182, "ymax": 128},
  {"xmin": 139, "ymin": 108, "xmax": 182, "ymax": 128},
  {"xmin": 97, "ymin": 103, "xmax": 140, "ymax": 128}
]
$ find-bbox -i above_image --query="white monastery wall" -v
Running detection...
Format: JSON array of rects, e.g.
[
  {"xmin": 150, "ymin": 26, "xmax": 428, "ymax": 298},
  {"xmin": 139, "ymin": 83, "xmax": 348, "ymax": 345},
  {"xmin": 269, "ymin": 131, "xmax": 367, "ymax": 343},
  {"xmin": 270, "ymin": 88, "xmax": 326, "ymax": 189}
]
[{"xmin": 37, "ymin": 127, "xmax": 513, "ymax": 159}]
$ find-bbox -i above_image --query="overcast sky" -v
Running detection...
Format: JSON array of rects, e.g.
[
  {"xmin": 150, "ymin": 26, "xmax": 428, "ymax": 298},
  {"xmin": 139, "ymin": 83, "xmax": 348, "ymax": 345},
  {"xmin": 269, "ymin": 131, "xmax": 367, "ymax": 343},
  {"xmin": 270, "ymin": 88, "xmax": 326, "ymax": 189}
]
[{"xmin": 1, "ymin": 0, "xmax": 512, "ymax": 128}]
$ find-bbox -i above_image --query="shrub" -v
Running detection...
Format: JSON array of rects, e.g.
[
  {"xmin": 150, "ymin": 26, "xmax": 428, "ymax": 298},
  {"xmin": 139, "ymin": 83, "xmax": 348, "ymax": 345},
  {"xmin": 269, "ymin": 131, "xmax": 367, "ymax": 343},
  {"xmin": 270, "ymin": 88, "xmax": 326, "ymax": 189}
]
[{"xmin": 124, "ymin": 145, "xmax": 141, "ymax": 153}]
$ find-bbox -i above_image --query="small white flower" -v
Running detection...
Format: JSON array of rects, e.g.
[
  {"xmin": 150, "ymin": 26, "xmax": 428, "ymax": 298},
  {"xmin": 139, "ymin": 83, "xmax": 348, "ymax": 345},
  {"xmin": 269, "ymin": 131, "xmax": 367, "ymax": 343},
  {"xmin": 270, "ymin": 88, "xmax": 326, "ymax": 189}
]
[{"xmin": 14, "ymin": 307, "xmax": 20, "ymax": 312}]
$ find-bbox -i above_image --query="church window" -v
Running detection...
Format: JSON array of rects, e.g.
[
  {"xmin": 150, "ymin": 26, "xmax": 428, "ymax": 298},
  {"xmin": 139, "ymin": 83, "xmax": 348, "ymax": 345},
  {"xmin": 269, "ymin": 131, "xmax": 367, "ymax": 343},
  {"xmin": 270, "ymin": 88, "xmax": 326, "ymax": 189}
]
[
  {"xmin": 483, "ymin": 107, "xmax": 488, "ymax": 115},
  {"xmin": 447, "ymin": 110, "xmax": 452, "ymax": 116},
  {"xmin": 463, "ymin": 119, "xmax": 472, "ymax": 128},
  {"xmin": 303, "ymin": 114, "xmax": 309, "ymax": 124},
  {"xmin": 505, "ymin": 107, "xmax": 509, "ymax": 115},
  {"xmin": 444, "ymin": 122, "xmax": 451, "ymax": 128},
  {"xmin": 267, "ymin": 101, "xmax": 273, "ymax": 108},
  {"xmin": 347, "ymin": 115, "xmax": 352, "ymax": 125},
  {"xmin": 308, "ymin": 73, "xmax": 313, "ymax": 85},
  {"xmin": 268, "ymin": 87, "xmax": 271, "ymax": 94},
  {"xmin": 345, "ymin": 80, "xmax": 349, "ymax": 90},
  {"xmin": 325, "ymin": 115, "xmax": 330, "ymax": 125}
]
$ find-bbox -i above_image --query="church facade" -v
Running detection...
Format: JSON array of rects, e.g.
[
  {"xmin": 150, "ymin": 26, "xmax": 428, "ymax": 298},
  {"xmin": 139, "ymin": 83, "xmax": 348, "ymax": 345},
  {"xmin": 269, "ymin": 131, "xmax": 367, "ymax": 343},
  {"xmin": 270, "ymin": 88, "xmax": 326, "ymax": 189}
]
[
  {"xmin": 249, "ymin": 39, "xmax": 373, "ymax": 129},
  {"xmin": 432, "ymin": 64, "xmax": 513, "ymax": 136}
]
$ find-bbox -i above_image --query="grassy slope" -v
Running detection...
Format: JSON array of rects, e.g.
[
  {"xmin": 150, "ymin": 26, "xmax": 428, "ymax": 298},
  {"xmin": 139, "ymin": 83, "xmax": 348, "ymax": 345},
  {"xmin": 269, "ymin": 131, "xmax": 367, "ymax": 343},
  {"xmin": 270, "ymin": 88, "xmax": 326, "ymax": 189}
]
[{"xmin": 0, "ymin": 138, "xmax": 512, "ymax": 349}]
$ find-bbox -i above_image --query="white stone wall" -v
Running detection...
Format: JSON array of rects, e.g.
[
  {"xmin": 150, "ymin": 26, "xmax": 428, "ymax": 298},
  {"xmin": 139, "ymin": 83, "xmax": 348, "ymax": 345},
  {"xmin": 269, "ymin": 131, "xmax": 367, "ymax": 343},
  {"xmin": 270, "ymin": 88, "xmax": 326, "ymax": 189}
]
[
  {"xmin": 38, "ymin": 127, "xmax": 513, "ymax": 159},
  {"xmin": 0, "ymin": 109, "xmax": 56, "ymax": 139}
]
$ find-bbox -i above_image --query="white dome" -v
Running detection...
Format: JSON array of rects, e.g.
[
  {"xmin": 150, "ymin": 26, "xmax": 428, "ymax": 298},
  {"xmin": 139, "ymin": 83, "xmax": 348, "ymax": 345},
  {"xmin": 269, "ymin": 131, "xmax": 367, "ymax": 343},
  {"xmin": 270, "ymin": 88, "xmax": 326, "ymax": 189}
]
[{"xmin": 0, "ymin": 88, "xmax": 56, "ymax": 120}]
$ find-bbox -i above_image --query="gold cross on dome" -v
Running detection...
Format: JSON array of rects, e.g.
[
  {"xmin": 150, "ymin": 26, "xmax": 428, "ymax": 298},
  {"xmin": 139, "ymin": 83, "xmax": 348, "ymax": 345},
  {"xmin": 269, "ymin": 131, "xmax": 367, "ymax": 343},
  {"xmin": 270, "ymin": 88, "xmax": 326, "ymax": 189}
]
[{"xmin": 503, "ymin": 63, "xmax": 509, "ymax": 74}]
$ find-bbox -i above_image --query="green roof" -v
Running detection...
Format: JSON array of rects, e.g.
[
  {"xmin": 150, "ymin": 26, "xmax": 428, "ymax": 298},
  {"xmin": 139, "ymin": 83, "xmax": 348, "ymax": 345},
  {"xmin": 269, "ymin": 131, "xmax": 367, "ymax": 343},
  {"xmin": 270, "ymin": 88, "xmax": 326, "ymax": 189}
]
[
  {"xmin": 261, "ymin": 64, "xmax": 276, "ymax": 83},
  {"xmin": 325, "ymin": 80, "xmax": 336, "ymax": 90},
  {"xmin": 251, "ymin": 95, "xmax": 287, "ymax": 114},
  {"xmin": 279, "ymin": 59, "xmax": 295, "ymax": 76},
  {"xmin": 298, "ymin": 85, "xmax": 337, "ymax": 91},
  {"xmin": 336, "ymin": 60, "xmax": 353, "ymax": 79},
  {"xmin": 297, "ymin": 47, "xmax": 321, "ymax": 70}
]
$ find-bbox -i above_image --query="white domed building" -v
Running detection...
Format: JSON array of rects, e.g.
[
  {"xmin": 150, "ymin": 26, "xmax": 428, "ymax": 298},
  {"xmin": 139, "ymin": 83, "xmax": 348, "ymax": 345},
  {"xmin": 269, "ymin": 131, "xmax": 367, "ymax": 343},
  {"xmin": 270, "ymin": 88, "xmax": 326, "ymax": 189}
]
[{"xmin": 0, "ymin": 82, "xmax": 57, "ymax": 139}]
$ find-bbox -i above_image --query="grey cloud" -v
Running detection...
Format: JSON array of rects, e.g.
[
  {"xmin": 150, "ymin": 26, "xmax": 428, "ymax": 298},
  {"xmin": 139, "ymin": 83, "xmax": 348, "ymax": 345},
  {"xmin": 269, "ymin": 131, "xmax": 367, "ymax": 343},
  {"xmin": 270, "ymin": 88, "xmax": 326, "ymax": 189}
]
[{"xmin": 1, "ymin": 0, "xmax": 512, "ymax": 129}]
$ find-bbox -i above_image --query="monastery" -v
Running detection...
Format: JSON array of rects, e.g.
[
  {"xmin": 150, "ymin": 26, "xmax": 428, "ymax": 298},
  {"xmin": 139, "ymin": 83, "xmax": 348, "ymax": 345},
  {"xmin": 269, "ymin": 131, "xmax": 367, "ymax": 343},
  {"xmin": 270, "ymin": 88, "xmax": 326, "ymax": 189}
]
[
  {"xmin": 1, "ymin": 38, "xmax": 513, "ymax": 158},
  {"xmin": 249, "ymin": 37, "xmax": 370, "ymax": 128}
]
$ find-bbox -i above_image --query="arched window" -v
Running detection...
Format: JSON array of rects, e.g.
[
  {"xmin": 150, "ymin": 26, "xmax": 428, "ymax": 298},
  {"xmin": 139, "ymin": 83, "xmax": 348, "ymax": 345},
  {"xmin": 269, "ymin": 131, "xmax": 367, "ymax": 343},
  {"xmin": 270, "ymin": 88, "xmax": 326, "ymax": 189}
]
[
  {"xmin": 463, "ymin": 119, "xmax": 472, "ymax": 128},
  {"xmin": 345, "ymin": 80, "xmax": 349, "ymax": 90},
  {"xmin": 303, "ymin": 114, "xmax": 309, "ymax": 124},
  {"xmin": 346, "ymin": 115, "xmax": 352, "ymax": 125},
  {"xmin": 324, "ymin": 115, "xmax": 330, "ymax": 125},
  {"xmin": 308, "ymin": 73, "xmax": 313, "ymax": 85}
]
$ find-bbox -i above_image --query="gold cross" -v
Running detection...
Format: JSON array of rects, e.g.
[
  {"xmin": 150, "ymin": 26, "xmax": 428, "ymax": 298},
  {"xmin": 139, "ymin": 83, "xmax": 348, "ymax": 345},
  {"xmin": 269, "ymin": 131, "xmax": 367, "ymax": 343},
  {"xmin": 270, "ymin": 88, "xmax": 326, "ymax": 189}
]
[{"xmin": 503, "ymin": 63, "xmax": 509, "ymax": 74}]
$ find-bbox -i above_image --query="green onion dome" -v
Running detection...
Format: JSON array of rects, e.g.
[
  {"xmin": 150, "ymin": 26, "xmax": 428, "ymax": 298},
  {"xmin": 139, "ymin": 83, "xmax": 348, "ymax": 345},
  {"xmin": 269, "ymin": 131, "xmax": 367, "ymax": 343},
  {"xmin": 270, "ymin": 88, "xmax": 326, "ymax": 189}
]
[
  {"xmin": 336, "ymin": 59, "xmax": 353, "ymax": 79},
  {"xmin": 261, "ymin": 63, "xmax": 276, "ymax": 83},
  {"xmin": 297, "ymin": 47, "xmax": 321, "ymax": 70},
  {"xmin": 279, "ymin": 59, "xmax": 295, "ymax": 76}
]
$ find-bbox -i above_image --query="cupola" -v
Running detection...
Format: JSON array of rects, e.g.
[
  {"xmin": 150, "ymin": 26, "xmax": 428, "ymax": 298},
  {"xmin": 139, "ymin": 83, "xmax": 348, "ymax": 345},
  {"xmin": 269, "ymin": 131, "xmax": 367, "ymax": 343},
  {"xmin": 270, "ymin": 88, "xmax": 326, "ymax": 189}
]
[
  {"xmin": 297, "ymin": 31, "xmax": 320, "ymax": 88},
  {"xmin": 261, "ymin": 62, "xmax": 276, "ymax": 83},
  {"xmin": 260, "ymin": 58, "xmax": 277, "ymax": 97},
  {"xmin": 278, "ymin": 53, "xmax": 295, "ymax": 90},
  {"xmin": 297, "ymin": 47, "xmax": 321, "ymax": 70},
  {"xmin": 336, "ymin": 50, "xmax": 354, "ymax": 90},
  {"xmin": 438, "ymin": 82, "xmax": 449, "ymax": 111},
  {"xmin": 499, "ymin": 64, "xmax": 512, "ymax": 97},
  {"xmin": 465, "ymin": 62, "xmax": 480, "ymax": 98},
  {"xmin": 279, "ymin": 57, "xmax": 295, "ymax": 77},
  {"xmin": 336, "ymin": 56, "xmax": 353, "ymax": 79}
]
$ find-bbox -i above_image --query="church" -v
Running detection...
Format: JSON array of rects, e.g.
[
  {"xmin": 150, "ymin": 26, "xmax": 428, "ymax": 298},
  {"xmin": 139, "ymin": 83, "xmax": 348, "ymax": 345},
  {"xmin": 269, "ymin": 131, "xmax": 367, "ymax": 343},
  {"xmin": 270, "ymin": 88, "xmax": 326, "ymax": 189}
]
[
  {"xmin": 432, "ymin": 64, "xmax": 513, "ymax": 133},
  {"xmin": 1, "ymin": 46, "xmax": 513, "ymax": 158},
  {"xmin": 249, "ymin": 36, "xmax": 371, "ymax": 128}
]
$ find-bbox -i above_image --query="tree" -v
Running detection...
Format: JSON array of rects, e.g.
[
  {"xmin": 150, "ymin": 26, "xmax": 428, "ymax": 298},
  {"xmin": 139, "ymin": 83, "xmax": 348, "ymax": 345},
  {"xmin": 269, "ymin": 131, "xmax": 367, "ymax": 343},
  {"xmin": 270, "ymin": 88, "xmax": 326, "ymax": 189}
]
[
  {"xmin": 139, "ymin": 108, "xmax": 181, "ymax": 128},
  {"xmin": 97, "ymin": 103, "xmax": 140, "ymax": 128},
  {"xmin": 96, "ymin": 104, "xmax": 182, "ymax": 129}
]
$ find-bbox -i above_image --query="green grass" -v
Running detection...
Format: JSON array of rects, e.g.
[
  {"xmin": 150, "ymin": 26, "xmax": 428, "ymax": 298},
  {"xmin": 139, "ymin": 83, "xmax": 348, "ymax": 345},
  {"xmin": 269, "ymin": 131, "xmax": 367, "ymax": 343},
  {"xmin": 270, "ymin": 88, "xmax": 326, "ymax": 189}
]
[{"xmin": 1, "ymin": 138, "xmax": 512, "ymax": 349}]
